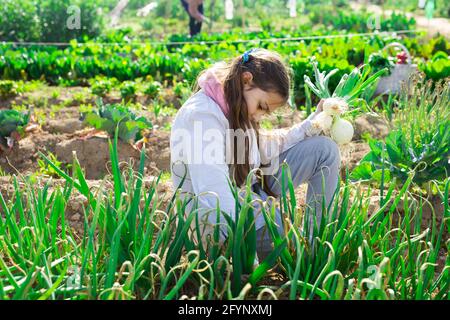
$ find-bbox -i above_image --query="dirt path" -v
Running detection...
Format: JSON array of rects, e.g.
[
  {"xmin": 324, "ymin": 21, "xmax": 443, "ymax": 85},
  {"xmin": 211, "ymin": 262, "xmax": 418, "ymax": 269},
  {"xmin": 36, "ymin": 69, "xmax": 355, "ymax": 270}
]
[{"xmin": 351, "ymin": 1, "xmax": 450, "ymax": 37}]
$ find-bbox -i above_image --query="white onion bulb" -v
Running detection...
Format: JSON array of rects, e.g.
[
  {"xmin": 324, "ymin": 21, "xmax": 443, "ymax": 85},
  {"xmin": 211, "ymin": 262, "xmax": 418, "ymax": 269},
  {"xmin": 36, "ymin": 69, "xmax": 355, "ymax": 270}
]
[
  {"xmin": 331, "ymin": 118, "xmax": 354, "ymax": 144},
  {"xmin": 323, "ymin": 98, "xmax": 348, "ymax": 116}
]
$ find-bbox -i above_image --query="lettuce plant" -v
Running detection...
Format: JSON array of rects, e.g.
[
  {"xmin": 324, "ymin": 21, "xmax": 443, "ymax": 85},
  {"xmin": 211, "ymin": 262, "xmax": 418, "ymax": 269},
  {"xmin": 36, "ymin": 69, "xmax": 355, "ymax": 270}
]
[
  {"xmin": 90, "ymin": 76, "xmax": 116, "ymax": 97},
  {"xmin": 144, "ymin": 81, "xmax": 162, "ymax": 100},
  {"xmin": 120, "ymin": 81, "xmax": 138, "ymax": 102},
  {"xmin": 421, "ymin": 51, "xmax": 450, "ymax": 81},
  {"xmin": 0, "ymin": 80, "xmax": 21, "ymax": 99},
  {"xmin": 81, "ymin": 99, "xmax": 152, "ymax": 143}
]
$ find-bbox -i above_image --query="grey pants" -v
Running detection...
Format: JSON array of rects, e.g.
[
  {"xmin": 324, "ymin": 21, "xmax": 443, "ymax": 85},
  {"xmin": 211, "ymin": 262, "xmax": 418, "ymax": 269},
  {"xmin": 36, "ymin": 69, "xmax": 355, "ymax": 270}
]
[{"xmin": 253, "ymin": 136, "xmax": 341, "ymax": 261}]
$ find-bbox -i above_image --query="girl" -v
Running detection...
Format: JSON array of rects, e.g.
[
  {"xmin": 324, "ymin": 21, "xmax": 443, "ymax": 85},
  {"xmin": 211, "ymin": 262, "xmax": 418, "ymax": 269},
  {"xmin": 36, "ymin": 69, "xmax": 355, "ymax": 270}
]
[{"xmin": 170, "ymin": 49, "xmax": 340, "ymax": 260}]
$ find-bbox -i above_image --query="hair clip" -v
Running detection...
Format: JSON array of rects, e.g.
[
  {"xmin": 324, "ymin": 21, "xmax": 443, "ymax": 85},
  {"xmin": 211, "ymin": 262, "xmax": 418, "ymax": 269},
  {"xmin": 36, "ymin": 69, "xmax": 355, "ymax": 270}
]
[{"xmin": 242, "ymin": 49, "xmax": 255, "ymax": 64}]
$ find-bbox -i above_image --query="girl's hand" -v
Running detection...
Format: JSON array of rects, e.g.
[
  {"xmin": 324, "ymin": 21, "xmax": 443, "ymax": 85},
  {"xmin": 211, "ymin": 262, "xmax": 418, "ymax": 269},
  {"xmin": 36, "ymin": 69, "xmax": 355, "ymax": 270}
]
[
  {"xmin": 306, "ymin": 99, "xmax": 325, "ymax": 122},
  {"xmin": 201, "ymin": 15, "xmax": 211, "ymax": 24},
  {"xmin": 311, "ymin": 112, "xmax": 333, "ymax": 133}
]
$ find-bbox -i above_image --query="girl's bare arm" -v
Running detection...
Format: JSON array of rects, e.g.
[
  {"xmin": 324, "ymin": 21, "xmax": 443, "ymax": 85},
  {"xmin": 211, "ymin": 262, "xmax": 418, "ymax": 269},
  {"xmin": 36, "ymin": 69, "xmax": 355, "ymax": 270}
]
[{"xmin": 187, "ymin": 0, "xmax": 205, "ymax": 22}]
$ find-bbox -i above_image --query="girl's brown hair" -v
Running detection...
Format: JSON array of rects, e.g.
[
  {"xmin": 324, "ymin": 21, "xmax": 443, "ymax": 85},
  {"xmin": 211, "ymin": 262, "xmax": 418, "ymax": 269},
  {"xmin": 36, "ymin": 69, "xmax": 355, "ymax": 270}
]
[{"xmin": 197, "ymin": 49, "xmax": 292, "ymax": 196}]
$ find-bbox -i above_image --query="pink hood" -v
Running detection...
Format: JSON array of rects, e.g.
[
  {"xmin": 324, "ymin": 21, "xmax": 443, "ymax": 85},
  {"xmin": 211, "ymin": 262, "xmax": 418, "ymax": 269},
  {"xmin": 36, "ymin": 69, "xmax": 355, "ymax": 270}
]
[{"xmin": 197, "ymin": 69, "xmax": 230, "ymax": 118}]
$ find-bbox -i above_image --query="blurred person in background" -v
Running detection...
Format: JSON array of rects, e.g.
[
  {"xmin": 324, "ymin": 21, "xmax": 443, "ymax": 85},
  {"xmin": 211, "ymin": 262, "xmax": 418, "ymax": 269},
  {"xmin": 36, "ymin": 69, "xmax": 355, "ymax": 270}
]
[{"xmin": 181, "ymin": 0, "xmax": 207, "ymax": 36}]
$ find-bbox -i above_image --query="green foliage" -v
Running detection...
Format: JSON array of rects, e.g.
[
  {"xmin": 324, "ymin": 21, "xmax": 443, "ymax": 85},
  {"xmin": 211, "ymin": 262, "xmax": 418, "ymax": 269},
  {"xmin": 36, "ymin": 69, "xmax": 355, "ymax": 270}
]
[
  {"xmin": 346, "ymin": 47, "xmax": 366, "ymax": 66},
  {"xmin": 0, "ymin": 135, "xmax": 447, "ymax": 299},
  {"xmin": 0, "ymin": 0, "xmax": 40, "ymax": 42},
  {"xmin": 382, "ymin": 0, "xmax": 449, "ymax": 18},
  {"xmin": 381, "ymin": 12, "xmax": 417, "ymax": 31},
  {"xmin": 431, "ymin": 36, "xmax": 450, "ymax": 55},
  {"xmin": 0, "ymin": 30, "xmax": 444, "ymax": 92},
  {"xmin": 309, "ymin": 9, "xmax": 415, "ymax": 32},
  {"xmin": 304, "ymin": 58, "xmax": 387, "ymax": 106},
  {"xmin": 0, "ymin": 109, "xmax": 30, "ymax": 137},
  {"xmin": 141, "ymin": 19, "xmax": 155, "ymax": 32},
  {"xmin": 368, "ymin": 53, "xmax": 396, "ymax": 75},
  {"xmin": 38, "ymin": 0, "xmax": 103, "ymax": 42},
  {"xmin": 51, "ymin": 90, "xmax": 60, "ymax": 99},
  {"xmin": 173, "ymin": 80, "xmax": 191, "ymax": 103},
  {"xmin": 182, "ymin": 59, "xmax": 211, "ymax": 85},
  {"xmin": 0, "ymin": 80, "xmax": 21, "ymax": 99},
  {"xmin": 0, "ymin": 24, "xmax": 446, "ymax": 109},
  {"xmin": 82, "ymin": 99, "xmax": 152, "ymax": 143},
  {"xmin": 36, "ymin": 152, "xmax": 69, "ymax": 178},
  {"xmin": 421, "ymin": 51, "xmax": 450, "ymax": 81},
  {"xmin": 143, "ymin": 81, "xmax": 162, "ymax": 100},
  {"xmin": 90, "ymin": 77, "xmax": 117, "ymax": 97},
  {"xmin": 72, "ymin": 90, "xmax": 91, "ymax": 104},
  {"xmin": 0, "ymin": 0, "xmax": 104, "ymax": 42},
  {"xmin": 351, "ymin": 79, "xmax": 450, "ymax": 185},
  {"xmin": 260, "ymin": 19, "xmax": 274, "ymax": 33},
  {"xmin": 120, "ymin": 81, "xmax": 138, "ymax": 102}
]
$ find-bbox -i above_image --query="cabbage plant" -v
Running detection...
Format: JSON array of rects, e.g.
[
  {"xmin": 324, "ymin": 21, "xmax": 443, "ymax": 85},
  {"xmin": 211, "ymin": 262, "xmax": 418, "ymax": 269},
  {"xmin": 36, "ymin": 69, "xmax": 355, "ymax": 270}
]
[{"xmin": 81, "ymin": 99, "xmax": 153, "ymax": 143}]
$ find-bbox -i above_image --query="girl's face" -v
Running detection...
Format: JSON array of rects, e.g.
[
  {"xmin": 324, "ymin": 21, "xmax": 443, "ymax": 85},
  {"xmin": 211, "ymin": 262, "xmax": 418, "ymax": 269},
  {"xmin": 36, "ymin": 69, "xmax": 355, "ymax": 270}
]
[{"xmin": 244, "ymin": 85, "xmax": 286, "ymax": 122}]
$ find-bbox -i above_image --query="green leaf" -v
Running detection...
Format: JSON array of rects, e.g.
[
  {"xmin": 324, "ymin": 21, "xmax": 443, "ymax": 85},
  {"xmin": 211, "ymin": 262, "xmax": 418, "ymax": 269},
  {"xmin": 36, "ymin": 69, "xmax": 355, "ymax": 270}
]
[
  {"xmin": 350, "ymin": 162, "xmax": 373, "ymax": 181},
  {"xmin": 373, "ymin": 169, "xmax": 391, "ymax": 184}
]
